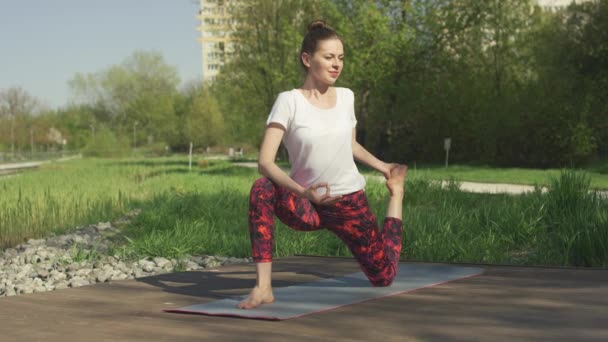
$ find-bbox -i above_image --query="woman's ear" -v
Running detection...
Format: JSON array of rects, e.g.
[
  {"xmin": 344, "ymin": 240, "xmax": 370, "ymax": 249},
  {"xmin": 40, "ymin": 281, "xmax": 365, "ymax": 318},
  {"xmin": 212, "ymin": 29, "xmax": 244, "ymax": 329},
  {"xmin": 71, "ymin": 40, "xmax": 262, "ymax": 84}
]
[{"xmin": 301, "ymin": 52, "xmax": 311, "ymax": 68}]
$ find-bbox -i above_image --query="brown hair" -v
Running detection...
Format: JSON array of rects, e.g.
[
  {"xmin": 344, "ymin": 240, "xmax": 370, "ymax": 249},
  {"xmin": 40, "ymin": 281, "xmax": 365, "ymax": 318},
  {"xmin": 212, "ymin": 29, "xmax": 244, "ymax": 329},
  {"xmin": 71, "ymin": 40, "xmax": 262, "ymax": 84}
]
[{"xmin": 300, "ymin": 20, "xmax": 342, "ymax": 70}]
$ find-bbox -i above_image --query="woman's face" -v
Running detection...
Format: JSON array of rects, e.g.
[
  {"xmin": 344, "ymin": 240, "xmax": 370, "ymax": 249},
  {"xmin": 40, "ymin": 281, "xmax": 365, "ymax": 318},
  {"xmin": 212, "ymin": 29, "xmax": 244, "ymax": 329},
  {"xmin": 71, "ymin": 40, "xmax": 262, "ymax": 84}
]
[{"xmin": 302, "ymin": 38, "xmax": 344, "ymax": 85}]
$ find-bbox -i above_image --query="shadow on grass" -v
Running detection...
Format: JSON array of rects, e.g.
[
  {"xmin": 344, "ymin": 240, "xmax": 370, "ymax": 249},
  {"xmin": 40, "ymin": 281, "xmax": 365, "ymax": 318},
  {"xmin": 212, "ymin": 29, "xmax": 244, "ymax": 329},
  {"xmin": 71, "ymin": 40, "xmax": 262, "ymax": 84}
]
[
  {"xmin": 197, "ymin": 167, "xmax": 259, "ymax": 177},
  {"xmin": 128, "ymin": 165, "xmax": 259, "ymax": 178},
  {"xmin": 109, "ymin": 159, "xmax": 230, "ymax": 168},
  {"xmin": 108, "ymin": 160, "xmax": 191, "ymax": 168}
]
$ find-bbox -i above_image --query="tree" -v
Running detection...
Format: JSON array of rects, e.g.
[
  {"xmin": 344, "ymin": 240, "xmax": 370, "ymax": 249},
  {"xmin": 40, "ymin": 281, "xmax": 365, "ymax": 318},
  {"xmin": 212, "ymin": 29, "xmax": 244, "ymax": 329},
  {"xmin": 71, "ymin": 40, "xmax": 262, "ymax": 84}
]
[
  {"xmin": 69, "ymin": 50, "xmax": 181, "ymax": 147},
  {"xmin": 212, "ymin": 0, "xmax": 323, "ymax": 145},
  {"xmin": 0, "ymin": 87, "xmax": 39, "ymax": 155},
  {"xmin": 175, "ymin": 82, "xmax": 225, "ymax": 149},
  {"xmin": 207, "ymin": 0, "xmax": 605, "ymax": 166},
  {"xmin": 323, "ymin": 0, "xmax": 415, "ymax": 160}
]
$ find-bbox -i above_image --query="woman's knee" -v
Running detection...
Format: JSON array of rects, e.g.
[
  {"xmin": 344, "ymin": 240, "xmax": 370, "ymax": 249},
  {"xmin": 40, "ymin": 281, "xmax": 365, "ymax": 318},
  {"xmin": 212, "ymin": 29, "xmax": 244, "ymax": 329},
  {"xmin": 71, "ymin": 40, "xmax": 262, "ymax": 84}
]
[
  {"xmin": 252, "ymin": 177, "xmax": 272, "ymax": 190},
  {"xmin": 250, "ymin": 177, "xmax": 273, "ymax": 197},
  {"xmin": 368, "ymin": 266, "xmax": 397, "ymax": 287},
  {"xmin": 370, "ymin": 274, "xmax": 395, "ymax": 287}
]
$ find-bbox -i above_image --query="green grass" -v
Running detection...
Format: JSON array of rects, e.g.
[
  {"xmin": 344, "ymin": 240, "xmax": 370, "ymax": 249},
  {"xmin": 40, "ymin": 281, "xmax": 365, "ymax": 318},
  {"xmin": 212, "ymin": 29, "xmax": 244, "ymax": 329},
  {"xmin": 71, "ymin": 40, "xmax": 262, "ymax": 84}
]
[
  {"xmin": 0, "ymin": 157, "xmax": 242, "ymax": 248},
  {"xmin": 361, "ymin": 163, "xmax": 608, "ymax": 190},
  {"xmin": 1, "ymin": 157, "xmax": 607, "ymax": 268}
]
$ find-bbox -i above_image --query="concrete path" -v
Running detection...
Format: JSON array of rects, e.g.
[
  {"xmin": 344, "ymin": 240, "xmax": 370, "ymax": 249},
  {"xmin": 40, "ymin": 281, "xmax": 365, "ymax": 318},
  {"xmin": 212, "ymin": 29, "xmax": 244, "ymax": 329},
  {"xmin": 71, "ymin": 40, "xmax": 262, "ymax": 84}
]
[
  {"xmin": 0, "ymin": 155, "xmax": 81, "ymax": 170},
  {"xmin": 0, "ymin": 155, "xmax": 81, "ymax": 176},
  {"xmin": 439, "ymin": 180, "xmax": 542, "ymax": 194},
  {"xmin": 0, "ymin": 161, "xmax": 48, "ymax": 171},
  {"xmin": 1, "ymin": 256, "xmax": 607, "ymax": 342}
]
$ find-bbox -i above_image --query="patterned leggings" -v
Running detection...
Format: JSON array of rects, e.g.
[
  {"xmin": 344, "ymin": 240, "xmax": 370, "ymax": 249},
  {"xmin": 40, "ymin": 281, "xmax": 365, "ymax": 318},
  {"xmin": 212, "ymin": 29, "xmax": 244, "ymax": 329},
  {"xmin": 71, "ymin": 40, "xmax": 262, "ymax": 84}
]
[{"xmin": 248, "ymin": 177, "xmax": 403, "ymax": 287}]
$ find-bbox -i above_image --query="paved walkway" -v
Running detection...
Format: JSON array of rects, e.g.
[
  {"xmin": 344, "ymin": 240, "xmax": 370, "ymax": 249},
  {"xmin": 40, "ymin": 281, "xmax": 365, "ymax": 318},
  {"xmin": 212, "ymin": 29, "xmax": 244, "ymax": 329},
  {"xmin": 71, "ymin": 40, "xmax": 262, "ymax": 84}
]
[
  {"xmin": 0, "ymin": 156, "xmax": 81, "ymax": 170},
  {"xmin": 1, "ymin": 256, "xmax": 607, "ymax": 341},
  {"xmin": 0, "ymin": 155, "xmax": 81, "ymax": 176},
  {"xmin": 0, "ymin": 160, "xmax": 47, "ymax": 172}
]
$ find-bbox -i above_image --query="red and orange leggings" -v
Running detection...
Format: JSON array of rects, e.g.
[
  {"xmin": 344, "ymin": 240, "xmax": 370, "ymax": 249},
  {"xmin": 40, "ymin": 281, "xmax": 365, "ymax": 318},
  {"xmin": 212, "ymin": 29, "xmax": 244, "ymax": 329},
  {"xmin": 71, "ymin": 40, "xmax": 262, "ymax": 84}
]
[{"xmin": 248, "ymin": 177, "xmax": 403, "ymax": 287}]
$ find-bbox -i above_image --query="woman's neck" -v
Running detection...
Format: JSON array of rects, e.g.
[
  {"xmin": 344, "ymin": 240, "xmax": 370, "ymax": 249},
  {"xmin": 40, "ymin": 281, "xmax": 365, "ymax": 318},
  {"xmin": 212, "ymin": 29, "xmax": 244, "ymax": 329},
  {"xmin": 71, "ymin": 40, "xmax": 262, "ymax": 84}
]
[{"xmin": 300, "ymin": 77, "xmax": 332, "ymax": 96}]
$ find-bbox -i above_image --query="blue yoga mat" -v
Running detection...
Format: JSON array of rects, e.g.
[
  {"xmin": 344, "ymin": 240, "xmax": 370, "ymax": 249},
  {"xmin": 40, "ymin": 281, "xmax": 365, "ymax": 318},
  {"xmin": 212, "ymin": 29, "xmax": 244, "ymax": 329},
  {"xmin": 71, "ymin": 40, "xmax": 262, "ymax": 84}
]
[{"xmin": 165, "ymin": 263, "xmax": 483, "ymax": 321}]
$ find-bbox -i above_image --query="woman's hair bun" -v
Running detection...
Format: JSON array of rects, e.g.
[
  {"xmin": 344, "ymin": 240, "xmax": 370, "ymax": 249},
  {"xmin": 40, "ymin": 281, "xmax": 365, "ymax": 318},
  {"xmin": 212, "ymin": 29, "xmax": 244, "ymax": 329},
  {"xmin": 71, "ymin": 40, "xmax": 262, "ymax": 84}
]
[
  {"xmin": 300, "ymin": 19, "xmax": 340, "ymax": 70},
  {"xmin": 308, "ymin": 20, "xmax": 328, "ymax": 32}
]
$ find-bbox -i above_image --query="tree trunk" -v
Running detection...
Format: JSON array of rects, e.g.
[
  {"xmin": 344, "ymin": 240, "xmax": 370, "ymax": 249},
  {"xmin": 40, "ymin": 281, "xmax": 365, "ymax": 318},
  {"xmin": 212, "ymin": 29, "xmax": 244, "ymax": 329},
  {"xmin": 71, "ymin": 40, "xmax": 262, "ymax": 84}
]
[{"xmin": 357, "ymin": 88, "xmax": 370, "ymax": 147}]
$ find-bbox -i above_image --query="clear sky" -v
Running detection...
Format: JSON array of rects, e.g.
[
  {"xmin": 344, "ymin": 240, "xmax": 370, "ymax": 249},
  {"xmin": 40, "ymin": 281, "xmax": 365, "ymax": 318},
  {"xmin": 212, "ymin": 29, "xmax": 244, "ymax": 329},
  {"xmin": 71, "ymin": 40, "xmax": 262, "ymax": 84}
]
[{"xmin": 0, "ymin": 0, "xmax": 202, "ymax": 109}]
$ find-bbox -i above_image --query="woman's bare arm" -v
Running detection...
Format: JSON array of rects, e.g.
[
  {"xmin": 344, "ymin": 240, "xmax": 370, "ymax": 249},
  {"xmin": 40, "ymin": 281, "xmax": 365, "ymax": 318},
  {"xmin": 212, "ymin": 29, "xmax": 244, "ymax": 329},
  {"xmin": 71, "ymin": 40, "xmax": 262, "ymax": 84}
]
[
  {"xmin": 258, "ymin": 123, "xmax": 307, "ymax": 197},
  {"xmin": 351, "ymin": 128, "xmax": 396, "ymax": 178},
  {"xmin": 258, "ymin": 123, "xmax": 342, "ymax": 204}
]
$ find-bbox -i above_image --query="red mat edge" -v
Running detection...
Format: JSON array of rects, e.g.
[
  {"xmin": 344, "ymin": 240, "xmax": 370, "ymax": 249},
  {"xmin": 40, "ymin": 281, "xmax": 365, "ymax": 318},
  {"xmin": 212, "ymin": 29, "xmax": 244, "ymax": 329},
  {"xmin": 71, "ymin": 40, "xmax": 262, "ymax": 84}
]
[{"xmin": 163, "ymin": 271, "xmax": 484, "ymax": 321}]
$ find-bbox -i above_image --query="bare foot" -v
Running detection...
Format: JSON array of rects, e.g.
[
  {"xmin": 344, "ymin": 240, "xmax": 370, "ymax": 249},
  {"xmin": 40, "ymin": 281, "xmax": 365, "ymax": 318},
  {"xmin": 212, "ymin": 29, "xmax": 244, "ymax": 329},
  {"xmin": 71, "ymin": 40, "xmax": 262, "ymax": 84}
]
[
  {"xmin": 237, "ymin": 286, "xmax": 275, "ymax": 309},
  {"xmin": 386, "ymin": 165, "xmax": 407, "ymax": 196}
]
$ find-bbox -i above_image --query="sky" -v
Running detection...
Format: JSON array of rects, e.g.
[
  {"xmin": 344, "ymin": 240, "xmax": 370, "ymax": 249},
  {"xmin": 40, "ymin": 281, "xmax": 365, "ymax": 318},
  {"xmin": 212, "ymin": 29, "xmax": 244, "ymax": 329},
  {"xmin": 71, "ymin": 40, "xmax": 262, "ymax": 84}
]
[{"xmin": 0, "ymin": 0, "xmax": 202, "ymax": 109}]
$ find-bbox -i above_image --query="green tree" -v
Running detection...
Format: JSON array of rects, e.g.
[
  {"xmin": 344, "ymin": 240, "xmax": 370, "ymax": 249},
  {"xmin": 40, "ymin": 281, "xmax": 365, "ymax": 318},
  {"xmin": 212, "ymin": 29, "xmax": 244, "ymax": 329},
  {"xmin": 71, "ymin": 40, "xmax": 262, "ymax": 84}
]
[
  {"xmin": 0, "ymin": 87, "xmax": 39, "ymax": 155},
  {"xmin": 175, "ymin": 82, "xmax": 225, "ymax": 149},
  {"xmin": 212, "ymin": 0, "xmax": 323, "ymax": 145},
  {"xmin": 69, "ymin": 50, "xmax": 180, "ymax": 148}
]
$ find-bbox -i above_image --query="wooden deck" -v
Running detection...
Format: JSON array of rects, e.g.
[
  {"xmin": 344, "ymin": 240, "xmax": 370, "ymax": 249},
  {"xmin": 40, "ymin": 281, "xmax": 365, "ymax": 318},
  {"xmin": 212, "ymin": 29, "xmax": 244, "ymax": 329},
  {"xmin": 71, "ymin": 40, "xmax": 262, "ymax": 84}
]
[{"xmin": 1, "ymin": 256, "xmax": 607, "ymax": 341}]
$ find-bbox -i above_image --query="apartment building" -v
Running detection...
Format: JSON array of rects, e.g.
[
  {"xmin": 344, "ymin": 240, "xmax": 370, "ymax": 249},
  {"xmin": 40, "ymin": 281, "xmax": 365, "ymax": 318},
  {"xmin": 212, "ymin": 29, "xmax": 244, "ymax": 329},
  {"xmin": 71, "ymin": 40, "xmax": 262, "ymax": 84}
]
[{"xmin": 196, "ymin": 0, "xmax": 238, "ymax": 82}]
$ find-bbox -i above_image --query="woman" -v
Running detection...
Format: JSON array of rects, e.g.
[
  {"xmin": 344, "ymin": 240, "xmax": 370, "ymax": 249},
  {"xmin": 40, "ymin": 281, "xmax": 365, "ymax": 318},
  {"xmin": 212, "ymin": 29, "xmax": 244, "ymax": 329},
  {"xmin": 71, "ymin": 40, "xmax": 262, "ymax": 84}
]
[{"xmin": 238, "ymin": 20, "xmax": 407, "ymax": 310}]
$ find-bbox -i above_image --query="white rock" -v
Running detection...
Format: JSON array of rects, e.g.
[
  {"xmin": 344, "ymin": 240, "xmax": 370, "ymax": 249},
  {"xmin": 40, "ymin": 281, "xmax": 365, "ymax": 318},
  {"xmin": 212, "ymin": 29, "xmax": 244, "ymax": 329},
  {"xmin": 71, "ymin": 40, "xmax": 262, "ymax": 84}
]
[
  {"xmin": 0, "ymin": 220, "xmax": 250, "ymax": 300},
  {"xmin": 50, "ymin": 270, "xmax": 67, "ymax": 282},
  {"xmin": 33, "ymin": 286, "xmax": 47, "ymax": 293},
  {"xmin": 153, "ymin": 257, "xmax": 171, "ymax": 268},
  {"xmin": 185, "ymin": 261, "xmax": 199, "ymax": 270},
  {"xmin": 142, "ymin": 263, "xmax": 155, "ymax": 273},
  {"xmin": 27, "ymin": 238, "xmax": 45, "ymax": 246},
  {"xmin": 69, "ymin": 278, "xmax": 90, "ymax": 287},
  {"xmin": 95, "ymin": 222, "xmax": 112, "ymax": 231},
  {"xmin": 204, "ymin": 259, "xmax": 222, "ymax": 268},
  {"xmin": 55, "ymin": 281, "xmax": 69, "ymax": 290},
  {"xmin": 36, "ymin": 269, "xmax": 50, "ymax": 279},
  {"xmin": 112, "ymin": 272, "xmax": 128, "ymax": 281},
  {"xmin": 94, "ymin": 269, "xmax": 112, "ymax": 283},
  {"xmin": 76, "ymin": 268, "xmax": 92, "ymax": 277}
]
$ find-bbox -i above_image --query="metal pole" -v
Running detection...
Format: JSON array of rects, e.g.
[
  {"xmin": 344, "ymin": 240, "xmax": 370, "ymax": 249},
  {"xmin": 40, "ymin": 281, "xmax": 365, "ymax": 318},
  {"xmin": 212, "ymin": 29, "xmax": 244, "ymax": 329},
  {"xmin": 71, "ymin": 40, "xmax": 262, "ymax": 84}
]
[
  {"xmin": 10, "ymin": 114, "xmax": 15, "ymax": 158},
  {"xmin": 30, "ymin": 128, "xmax": 34, "ymax": 156},
  {"xmin": 189, "ymin": 142, "xmax": 193, "ymax": 171},
  {"xmin": 133, "ymin": 121, "xmax": 138, "ymax": 149}
]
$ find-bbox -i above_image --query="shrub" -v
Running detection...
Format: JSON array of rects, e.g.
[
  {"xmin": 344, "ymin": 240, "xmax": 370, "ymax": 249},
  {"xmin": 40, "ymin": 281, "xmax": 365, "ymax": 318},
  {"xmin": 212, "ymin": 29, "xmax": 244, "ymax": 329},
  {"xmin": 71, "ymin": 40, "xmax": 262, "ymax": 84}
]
[
  {"xmin": 81, "ymin": 128, "xmax": 130, "ymax": 158},
  {"xmin": 540, "ymin": 170, "xmax": 608, "ymax": 266}
]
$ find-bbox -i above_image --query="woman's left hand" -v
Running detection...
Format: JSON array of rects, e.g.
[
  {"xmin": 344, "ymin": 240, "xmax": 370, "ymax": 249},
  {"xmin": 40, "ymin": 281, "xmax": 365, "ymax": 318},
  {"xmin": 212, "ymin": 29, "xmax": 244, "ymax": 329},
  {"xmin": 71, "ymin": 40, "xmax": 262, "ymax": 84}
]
[{"xmin": 379, "ymin": 162, "xmax": 399, "ymax": 179}]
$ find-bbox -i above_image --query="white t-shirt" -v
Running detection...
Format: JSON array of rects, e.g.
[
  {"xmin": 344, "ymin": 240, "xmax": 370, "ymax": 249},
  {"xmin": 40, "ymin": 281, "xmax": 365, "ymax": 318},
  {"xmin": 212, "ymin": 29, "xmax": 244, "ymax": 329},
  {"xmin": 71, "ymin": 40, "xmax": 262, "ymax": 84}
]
[{"xmin": 266, "ymin": 87, "xmax": 366, "ymax": 196}]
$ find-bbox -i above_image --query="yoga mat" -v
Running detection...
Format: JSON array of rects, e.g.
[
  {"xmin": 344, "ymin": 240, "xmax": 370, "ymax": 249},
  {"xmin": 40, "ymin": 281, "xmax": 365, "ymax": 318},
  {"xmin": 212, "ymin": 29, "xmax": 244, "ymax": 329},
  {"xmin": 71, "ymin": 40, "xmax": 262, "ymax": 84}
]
[{"xmin": 165, "ymin": 263, "xmax": 483, "ymax": 321}]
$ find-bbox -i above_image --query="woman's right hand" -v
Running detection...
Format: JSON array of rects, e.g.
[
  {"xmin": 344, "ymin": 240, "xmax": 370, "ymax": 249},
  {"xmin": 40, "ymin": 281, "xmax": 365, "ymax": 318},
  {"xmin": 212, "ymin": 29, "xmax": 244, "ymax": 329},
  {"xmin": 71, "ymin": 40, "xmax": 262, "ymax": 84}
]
[{"xmin": 303, "ymin": 183, "xmax": 342, "ymax": 205}]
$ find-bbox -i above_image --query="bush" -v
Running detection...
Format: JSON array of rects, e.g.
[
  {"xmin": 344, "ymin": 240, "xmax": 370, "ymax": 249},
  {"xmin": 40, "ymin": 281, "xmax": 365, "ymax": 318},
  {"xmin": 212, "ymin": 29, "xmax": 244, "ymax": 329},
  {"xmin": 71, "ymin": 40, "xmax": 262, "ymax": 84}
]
[
  {"xmin": 139, "ymin": 142, "xmax": 171, "ymax": 157},
  {"xmin": 540, "ymin": 170, "xmax": 608, "ymax": 267},
  {"xmin": 81, "ymin": 128, "xmax": 130, "ymax": 158}
]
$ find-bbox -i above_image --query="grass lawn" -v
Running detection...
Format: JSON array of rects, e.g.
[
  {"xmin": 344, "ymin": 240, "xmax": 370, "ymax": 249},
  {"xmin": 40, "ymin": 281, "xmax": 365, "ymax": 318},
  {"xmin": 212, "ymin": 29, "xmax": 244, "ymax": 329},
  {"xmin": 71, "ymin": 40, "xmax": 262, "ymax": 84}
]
[{"xmin": 1, "ymin": 156, "xmax": 607, "ymax": 268}]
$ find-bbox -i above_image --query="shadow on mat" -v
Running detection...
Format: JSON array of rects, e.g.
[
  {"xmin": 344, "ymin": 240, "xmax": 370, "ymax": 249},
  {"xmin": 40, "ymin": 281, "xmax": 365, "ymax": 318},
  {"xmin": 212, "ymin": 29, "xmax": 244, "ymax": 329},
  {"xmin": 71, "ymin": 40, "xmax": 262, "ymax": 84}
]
[{"xmin": 134, "ymin": 263, "xmax": 354, "ymax": 300}]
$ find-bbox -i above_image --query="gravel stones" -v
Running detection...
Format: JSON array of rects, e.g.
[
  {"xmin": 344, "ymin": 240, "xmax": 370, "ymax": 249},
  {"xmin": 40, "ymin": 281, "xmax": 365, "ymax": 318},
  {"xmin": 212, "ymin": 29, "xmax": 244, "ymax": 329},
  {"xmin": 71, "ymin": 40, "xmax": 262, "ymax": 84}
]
[{"xmin": 0, "ymin": 221, "xmax": 252, "ymax": 297}]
